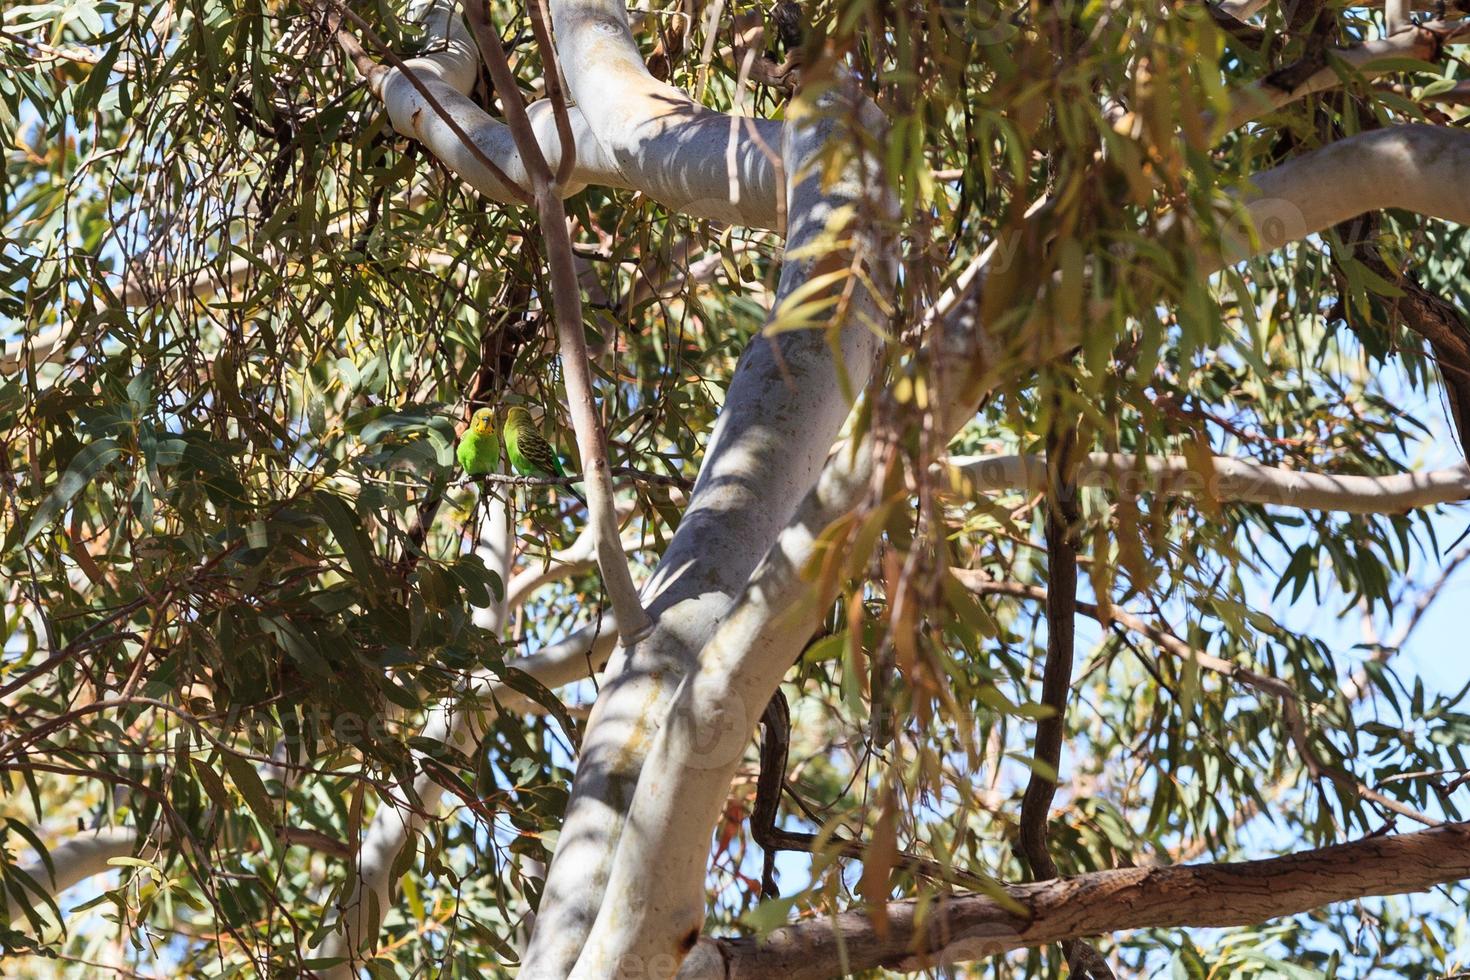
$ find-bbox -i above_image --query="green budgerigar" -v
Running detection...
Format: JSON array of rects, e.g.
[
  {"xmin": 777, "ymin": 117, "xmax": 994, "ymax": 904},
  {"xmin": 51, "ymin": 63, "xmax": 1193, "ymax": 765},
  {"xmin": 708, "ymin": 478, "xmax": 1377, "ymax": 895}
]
[
  {"xmin": 457, "ymin": 408, "xmax": 501, "ymax": 476},
  {"xmin": 504, "ymin": 406, "xmax": 584, "ymax": 503}
]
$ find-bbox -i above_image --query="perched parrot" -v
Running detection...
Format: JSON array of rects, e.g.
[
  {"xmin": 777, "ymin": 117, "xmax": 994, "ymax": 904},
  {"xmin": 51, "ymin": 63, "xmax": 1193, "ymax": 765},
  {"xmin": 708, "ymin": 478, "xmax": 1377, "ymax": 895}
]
[
  {"xmin": 504, "ymin": 406, "xmax": 585, "ymax": 504},
  {"xmin": 457, "ymin": 408, "xmax": 502, "ymax": 477}
]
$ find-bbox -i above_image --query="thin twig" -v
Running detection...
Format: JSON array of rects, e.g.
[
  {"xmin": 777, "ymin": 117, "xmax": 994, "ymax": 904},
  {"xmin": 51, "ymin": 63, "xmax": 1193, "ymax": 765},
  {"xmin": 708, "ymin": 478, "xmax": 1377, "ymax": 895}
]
[
  {"xmin": 526, "ymin": 0, "xmax": 578, "ymax": 191},
  {"xmin": 0, "ymin": 27, "xmax": 138, "ymax": 74},
  {"xmin": 328, "ymin": 2, "xmax": 532, "ymax": 204},
  {"xmin": 453, "ymin": 466, "xmax": 692, "ymax": 491},
  {"xmin": 463, "ymin": 0, "xmax": 653, "ymax": 643},
  {"xmin": 959, "ymin": 574, "xmax": 1443, "ymax": 829},
  {"xmin": 1341, "ymin": 542, "xmax": 1470, "ymax": 703},
  {"xmin": 751, "ymin": 691, "xmax": 998, "ymax": 895}
]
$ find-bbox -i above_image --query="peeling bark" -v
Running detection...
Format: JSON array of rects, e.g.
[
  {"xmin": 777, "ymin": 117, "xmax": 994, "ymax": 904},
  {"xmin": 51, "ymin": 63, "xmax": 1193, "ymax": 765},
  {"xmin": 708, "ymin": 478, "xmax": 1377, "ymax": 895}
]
[{"xmin": 685, "ymin": 823, "xmax": 1470, "ymax": 979}]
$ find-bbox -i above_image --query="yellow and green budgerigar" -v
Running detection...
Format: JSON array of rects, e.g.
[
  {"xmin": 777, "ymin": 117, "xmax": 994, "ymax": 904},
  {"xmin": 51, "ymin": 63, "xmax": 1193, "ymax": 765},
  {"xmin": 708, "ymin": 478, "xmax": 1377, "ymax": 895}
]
[
  {"xmin": 504, "ymin": 406, "xmax": 584, "ymax": 504},
  {"xmin": 457, "ymin": 408, "xmax": 501, "ymax": 477}
]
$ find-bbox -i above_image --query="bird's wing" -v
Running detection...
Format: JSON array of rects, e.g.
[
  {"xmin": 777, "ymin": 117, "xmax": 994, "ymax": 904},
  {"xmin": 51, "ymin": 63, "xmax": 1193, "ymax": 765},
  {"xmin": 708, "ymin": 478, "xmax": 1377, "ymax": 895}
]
[{"xmin": 523, "ymin": 432, "xmax": 561, "ymax": 476}]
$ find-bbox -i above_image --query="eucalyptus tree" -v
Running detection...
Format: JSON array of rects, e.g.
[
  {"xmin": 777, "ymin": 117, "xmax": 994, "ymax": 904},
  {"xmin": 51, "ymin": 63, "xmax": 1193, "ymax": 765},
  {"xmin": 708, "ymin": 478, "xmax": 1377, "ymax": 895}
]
[{"xmin": 3, "ymin": 0, "xmax": 1470, "ymax": 976}]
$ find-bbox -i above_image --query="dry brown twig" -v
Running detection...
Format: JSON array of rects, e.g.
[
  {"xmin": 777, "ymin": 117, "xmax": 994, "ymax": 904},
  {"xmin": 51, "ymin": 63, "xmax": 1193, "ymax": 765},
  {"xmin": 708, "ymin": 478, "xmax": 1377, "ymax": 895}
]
[
  {"xmin": 955, "ymin": 571, "xmax": 1443, "ymax": 830},
  {"xmin": 461, "ymin": 0, "xmax": 653, "ymax": 643}
]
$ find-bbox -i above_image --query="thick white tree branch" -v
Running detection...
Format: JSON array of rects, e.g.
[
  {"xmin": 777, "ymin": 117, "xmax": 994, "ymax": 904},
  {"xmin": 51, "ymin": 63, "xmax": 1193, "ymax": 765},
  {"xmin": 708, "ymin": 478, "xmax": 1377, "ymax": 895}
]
[
  {"xmin": 350, "ymin": 0, "xmax": 782, "ymax": 228},
  {"xmin": 72, "ymin": 6, "xmax": 1463, "ymax": 335},
  {"xmin": 518, "ymin": 3, "xmax": 890, "ymax": 973},
  {"xmin": 24, "ymin": 110, "xmax": 1461, "ymax": 971},
  {"xmin": 3, "ymin": 827, "xmax": 139, "ymax": 926},
  {"xmin": 571, "ymin": 435, "xmax": 882, "ymax": 979},
  {"xmin": 567, "ymin": 120, "xmax": 1470, "ymax": 979},
  {"xmin": 950, "ymin": 453, "xmax": 1470, "ymax": 513},
  {"xmin": 535, "ymin": 0, "xmax": 785, "ymax": 228},
  {"xmin": 5, "ymin": 0, "xmax": 780, "ymax": 338},
  {"xmin": 26, "ymin": 1, "xmax": 1470, "ymax": 974},
  {"xmin": 1386, "ymin": 0, "xmax": 1413, "ymax": 34},
  {"xmin": 1216, "ymin": 124, "xmax": 1470, "ymax": 270}
]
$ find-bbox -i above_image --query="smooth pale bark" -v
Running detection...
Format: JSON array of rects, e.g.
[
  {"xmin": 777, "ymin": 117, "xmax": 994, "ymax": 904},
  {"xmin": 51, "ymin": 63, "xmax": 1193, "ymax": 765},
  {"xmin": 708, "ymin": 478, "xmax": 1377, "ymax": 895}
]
[
  {"xmin": 331, "ymin": 0, "xmax": 854, "ymax": 969},
  {"xmin": 952, "ymin": 454, "xmax": 1470, "ymax": 513},
  {"xmin": 563, "ymin": 121, "xmax": 1470, "ymax": 979},
  {"xmin": 359, "ymin": 0, "xmax": 781, "ymax": 228},
  {"xmin": 23, "ymin": 112, "xmax": 1467, "ymax": 971},
  {"xmin": 518, "ymin": 3, "xmax": 888, "ymax": 973},
  {"xmin": 1222, "ymin": 125, "xmax": 1470, "ymax": 268},
  {"xmin": 539, "ymin": 0, "xmax": 783, "ymax": 228},
  {"xmin": 1386, "ymin": 0, "xmax": 1413, "ymax": 32},
  {"xmin": 94, "ymin": 0, "xmax": 781, "ymax": 325},
  {"xmin": 678, "ymin": 823, "xmax": 1470, "ymax": 978},
  {"xmin": 3, "ymin": 827, "xmax": 139, "ymax": 926},
  {"xmin": 573, "ymin": 438, "xmax": 880, "ymax": 979}
]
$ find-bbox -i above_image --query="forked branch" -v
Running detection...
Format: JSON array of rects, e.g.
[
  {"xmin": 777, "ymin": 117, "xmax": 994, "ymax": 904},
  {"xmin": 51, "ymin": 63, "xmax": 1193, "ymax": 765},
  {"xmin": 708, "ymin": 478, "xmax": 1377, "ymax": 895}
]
[{"xmin": 464, "ymin": 0, "xmax": 653, "ymax": 644}]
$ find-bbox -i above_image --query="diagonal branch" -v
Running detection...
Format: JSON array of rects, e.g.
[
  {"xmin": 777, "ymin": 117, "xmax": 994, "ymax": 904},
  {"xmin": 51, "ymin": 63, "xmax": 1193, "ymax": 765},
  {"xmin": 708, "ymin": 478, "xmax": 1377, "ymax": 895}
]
[
  {"xmin": 331, "ymin": 2, "xmax": 531, "ymax": 203},
  {"xmin": 578, "ymin": 115, "xmax": 1470, "ymax": 980},
  {"xmin": 685, "ymin": 823, "xmax": 1470, "ymax": 978},
  {"xmin": 1221, "ymin": 21, "xmax": 1470, "ymax": 132},
  {"xmin": 464, "ymin": 0, "xmax": 652, "ymax": 644},
  {"xmin": 957, "ymin": 573, "xmax": 1441, "ymax": 828}
]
